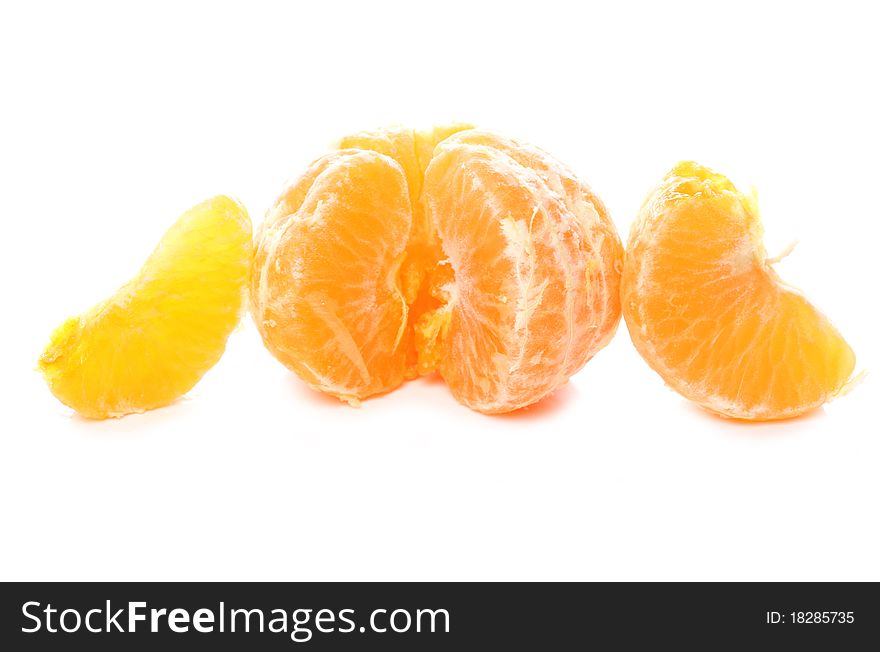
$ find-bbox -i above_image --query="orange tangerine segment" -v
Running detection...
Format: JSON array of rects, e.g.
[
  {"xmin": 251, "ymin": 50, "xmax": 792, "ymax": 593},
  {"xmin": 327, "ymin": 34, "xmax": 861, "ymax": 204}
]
[
  {"xmin": 420, "ymin": 131, "xmax": 623, "ymax": 413},
  {"xmin": 621, "ymin": 161, "xmax": 856, "ymax": 420},
  {"xmin": 441, "ymin": 130, "xmax": 624, "ymax": 378},
  {"xmin": 38, "ymin": 196, "xmax": 252, "ymax": 419},
  {"xmin": 251, "ymin": 149, "xmax": 412, "ymax": 404}
]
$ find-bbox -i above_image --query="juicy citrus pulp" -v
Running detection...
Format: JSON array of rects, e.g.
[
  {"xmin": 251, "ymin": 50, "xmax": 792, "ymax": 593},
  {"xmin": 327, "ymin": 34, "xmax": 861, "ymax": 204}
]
[
  {"xmin": 39, "ymin": 196, "xmax": 252, "ymax": 418},
  {"xmin": 621, "ymin": 161, "xmax": 856, "ymax": 420}
]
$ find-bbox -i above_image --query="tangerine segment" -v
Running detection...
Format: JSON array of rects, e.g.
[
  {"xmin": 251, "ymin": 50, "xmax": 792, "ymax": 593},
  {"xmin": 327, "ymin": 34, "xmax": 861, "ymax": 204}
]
[
  {"xmin": 251, "ymin": 150, "xmax": 412, "ymax": 404},
  {"xmin": 38, "ymin": 196, "xmax": 252, "ymax": 419},
  {"xmin": 621, "ymin": 161, "xmax": 856, "ymax": 420},
  {"xmin": 420, "ymin": 131, "xmax": 623, "ymax": 413}
]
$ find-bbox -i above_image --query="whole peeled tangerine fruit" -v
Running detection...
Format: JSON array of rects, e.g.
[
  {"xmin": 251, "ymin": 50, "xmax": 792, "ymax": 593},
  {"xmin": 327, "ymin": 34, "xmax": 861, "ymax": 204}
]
[{"xmin": 251, "ymin": 126, "xmax": 624, "ymax": 413}]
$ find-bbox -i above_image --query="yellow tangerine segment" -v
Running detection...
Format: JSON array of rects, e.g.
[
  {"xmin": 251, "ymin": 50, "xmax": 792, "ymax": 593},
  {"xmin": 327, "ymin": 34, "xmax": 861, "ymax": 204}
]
[
  {"xmin": 621, "ymin": 161, "xmax": 856, "ymax": 419},
  {"xmin": 39, "ymin": 196, "xmax": 252, "ymax": 419}
]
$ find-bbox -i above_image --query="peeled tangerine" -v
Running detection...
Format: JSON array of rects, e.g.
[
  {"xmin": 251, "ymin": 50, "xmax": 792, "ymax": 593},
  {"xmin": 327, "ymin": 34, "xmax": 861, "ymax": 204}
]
[
  {"xmin": 621, "ymin": 162, "xmax": 856, "ymax": 420},
  {"xmin": 39, "ymin": 197, "xmax": 252, "ymax": 419},
  {"xmin": 251, "ymin": 126, "xmax": 624, "ymax": 413}
]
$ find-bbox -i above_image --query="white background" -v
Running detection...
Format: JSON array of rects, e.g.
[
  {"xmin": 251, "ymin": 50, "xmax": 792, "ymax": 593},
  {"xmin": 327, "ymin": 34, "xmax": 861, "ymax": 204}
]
[{"xmin": 1, "ymin": 1, "xmax": 878, "ymax": 581}]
